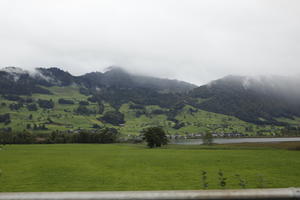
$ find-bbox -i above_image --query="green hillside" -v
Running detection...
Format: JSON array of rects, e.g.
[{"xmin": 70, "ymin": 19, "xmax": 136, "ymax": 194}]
[{"xmin": 0, "ymin": 86, "xmax": 286, "ymax": 137}]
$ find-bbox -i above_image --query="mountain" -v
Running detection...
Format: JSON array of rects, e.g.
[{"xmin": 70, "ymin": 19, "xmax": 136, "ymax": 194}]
[
  {"xmin": 0, "ymin": 66, "xmax": 299, "ymax": 136},
  {"xmin": 0, "ymin": 66, "xmax": 197, "ymax": 95},
  {"xmin": 77, "ymin": 66, "xmax": 197, "ymax": 93},
  {"xmin": 190, "ymin": 75, "xmax": 300, "ymax": 125},
  {"xmin": 0, "ymin": 67, "xmax": 52, "ymax": 95}
]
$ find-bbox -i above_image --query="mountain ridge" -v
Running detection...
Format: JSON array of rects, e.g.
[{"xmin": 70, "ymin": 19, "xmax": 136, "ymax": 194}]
[
  {"xmin": 0, "ymin": 66, "xmax": 300, "ymax": 129},
  {"xmin": 0, "ymin": 66, "xmax": 197, "ymax": 94}
]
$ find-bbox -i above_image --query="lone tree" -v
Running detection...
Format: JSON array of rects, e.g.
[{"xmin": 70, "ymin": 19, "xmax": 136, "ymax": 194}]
[
  {"xmin": 202, "ymin": 132, "xmax": 213, "ymax": 145},
  {"xmin": 142, "ymin": 127, "xmax": 168, "ymax": 148}
]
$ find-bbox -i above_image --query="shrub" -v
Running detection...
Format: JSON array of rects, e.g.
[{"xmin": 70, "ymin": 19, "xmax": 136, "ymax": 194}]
[
  {"xmin": 201, "ymin": 171, "xmax": 208, "ymax": 189},
  {"xmin": 218, "ymin": 170, "xmax": 227, "ymax": 189}
]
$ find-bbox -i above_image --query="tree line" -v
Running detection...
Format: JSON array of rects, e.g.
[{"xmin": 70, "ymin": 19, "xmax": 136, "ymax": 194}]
[{"xmin": 0, "ymin": 128, "xmax": 120, "ymax": 144}]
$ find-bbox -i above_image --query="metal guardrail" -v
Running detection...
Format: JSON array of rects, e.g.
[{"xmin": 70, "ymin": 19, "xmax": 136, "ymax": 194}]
[{"xmin": 0, "ymin": 188, "xmax": 299, "ymax": 200}]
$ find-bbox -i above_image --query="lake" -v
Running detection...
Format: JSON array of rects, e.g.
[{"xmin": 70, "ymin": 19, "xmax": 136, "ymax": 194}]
[{"xmin": 170, "ymin": 137, "xmax": 300, "ymax": 145}]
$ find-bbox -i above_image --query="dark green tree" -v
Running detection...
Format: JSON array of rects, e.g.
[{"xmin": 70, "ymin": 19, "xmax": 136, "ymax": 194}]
[{"xmin": 142, "ymin": 127, "xmax": 168, "ymax": 148}]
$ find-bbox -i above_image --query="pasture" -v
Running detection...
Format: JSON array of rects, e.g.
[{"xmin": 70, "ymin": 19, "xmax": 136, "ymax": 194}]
[{"xmin": 0, "ymin": 143, "xmax": 299, "ymax": 192}]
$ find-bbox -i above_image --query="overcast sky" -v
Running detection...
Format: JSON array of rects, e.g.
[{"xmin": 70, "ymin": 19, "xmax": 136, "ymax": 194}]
[{"xmin": 0, "ymin": 0, "xmax": 299, "ymax": 85}]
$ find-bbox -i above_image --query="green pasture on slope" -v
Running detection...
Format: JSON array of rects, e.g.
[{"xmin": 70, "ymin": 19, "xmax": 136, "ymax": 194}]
[{"xmin": 0, "ymin": 86, "xmax": 285, "ymax": 135}]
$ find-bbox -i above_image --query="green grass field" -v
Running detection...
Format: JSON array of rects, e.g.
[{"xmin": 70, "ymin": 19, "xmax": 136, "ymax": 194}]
[{"xmin": 0, "ymin": 143, "xmax": 299, "ymax": 192}]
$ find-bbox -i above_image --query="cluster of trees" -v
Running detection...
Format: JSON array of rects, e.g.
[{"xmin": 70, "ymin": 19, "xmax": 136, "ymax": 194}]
[
  {"xmin": 27, "ymin": 103, "xmax": 38, "ymax": 111},
  {"xmin": 79, "ymin": 101, "xmax": 89, "ymax": 106},
  {"xmin": 26, "ymin": 123, "xmax": 48, "ymax": 130},
  {"xmin": 0, "ymin": 128, "xmax": 120, "ymax": 144},
  {"xmin": 58, "ymin": 98, "xmax": 74, "ymax": 105},
  {"xmin": 37, "ymin": 99, "xmax": 54, "ymax": 109},
  {"xmin": 2, "ymin": 95, "xmax": 28, "ymax": 102},
  {"xmin": 0, "ymin": 113, "xmax": 10, "ymax": 125},
  {"xmin": 88, "ymin": 86, "xmax": 187, "ymax": 110},
  {"xmin": 99, "ymin": 111, "xmax": 125, "ymax": 126},
  {"xmin": 75, "ymin": 102, "xmax": 104, "ymax": 115},
  {"xmin": 47, "ymin": 128, "xmax": 119, "ymax": 144},
  {"xmin": 128, "ymin": 102, "xmax": 189, "ymax": 130},
  {"xmin": 75, "ymin": 105, "xmax": 96, "ymax": 115},
  {"xmin": 9, "ymin": 103, "xmax": 23, "ymax": 110},
  {"xmin": 0, "ymin": 131, "xmax": 34, "ymax": 144},
  {"xmin": 281, "ymin": 126, "xmax": 300, "ymax": 136},
  {"xmin": 1, "ymin": 95, "xmax": 50, "ymax": 111}
]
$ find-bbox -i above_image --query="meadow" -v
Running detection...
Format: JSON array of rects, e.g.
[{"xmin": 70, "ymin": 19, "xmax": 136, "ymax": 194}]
[{"xmin": 0, "ymin": 143, "xmax": 299, "ymax": 192}]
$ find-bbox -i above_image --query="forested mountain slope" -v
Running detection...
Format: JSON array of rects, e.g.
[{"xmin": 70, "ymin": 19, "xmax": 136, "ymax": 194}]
[{"xmin": 0, "ymin": 66, "xmax": 299, "ymax": 136}]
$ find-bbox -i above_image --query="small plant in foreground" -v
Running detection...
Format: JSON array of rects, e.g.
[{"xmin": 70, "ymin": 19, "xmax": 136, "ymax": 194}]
[
  {"xmin": 218, "ymin": 170, "xmax": 227, "ymax": 189},
  {"xmin": 235, "ymin": 174, "xmax": 247, "ymax": 189},
  {"xmin": 201, "ymin": 170, "xmax": 208, "ymax": 189},
  {"xmin": 256, "ymin": 174, "xmax": 266, "ymax": 188}
]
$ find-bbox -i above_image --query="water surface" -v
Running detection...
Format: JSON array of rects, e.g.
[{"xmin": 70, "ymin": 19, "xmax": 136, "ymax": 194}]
[{"xmin": 171, "ymin": 137, "xmax": 300, "ymax": 145}]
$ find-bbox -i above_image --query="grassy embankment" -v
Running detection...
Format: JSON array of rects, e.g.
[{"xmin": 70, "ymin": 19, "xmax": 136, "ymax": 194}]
[{"xmin": 0, "ymin": 142, "xmax": 299, "ymax": 192}]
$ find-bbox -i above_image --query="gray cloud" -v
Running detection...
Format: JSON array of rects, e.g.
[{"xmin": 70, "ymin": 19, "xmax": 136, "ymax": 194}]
[{"xmin": 0, "ymin": 0, "xmax": 299, "ymax": 85}]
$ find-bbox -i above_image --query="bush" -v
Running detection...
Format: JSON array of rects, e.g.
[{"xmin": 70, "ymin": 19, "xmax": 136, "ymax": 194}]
[{"xmin": 142, "ymin": 126, "xmax": 168, "ymax": 148}]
